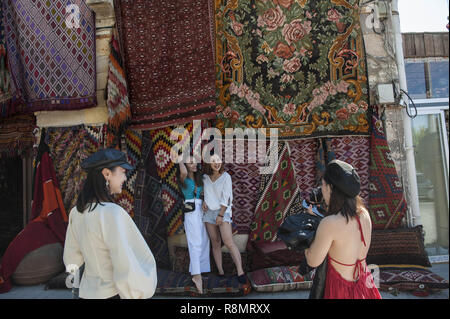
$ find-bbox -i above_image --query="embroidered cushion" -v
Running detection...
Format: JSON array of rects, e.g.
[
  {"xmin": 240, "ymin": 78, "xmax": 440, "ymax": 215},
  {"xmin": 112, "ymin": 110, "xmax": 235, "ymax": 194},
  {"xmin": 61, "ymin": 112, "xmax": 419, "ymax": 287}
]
[
  {"xmin": 366, "ymin": 226, "xmax": 431, "ymax": 267},
  {"xmin": 247, "ymin": 266, "xmax": 312, "ymax": 293},
  {"xmin": 378, "ymin": 265, "xmax": 449, "ymax": 293}
]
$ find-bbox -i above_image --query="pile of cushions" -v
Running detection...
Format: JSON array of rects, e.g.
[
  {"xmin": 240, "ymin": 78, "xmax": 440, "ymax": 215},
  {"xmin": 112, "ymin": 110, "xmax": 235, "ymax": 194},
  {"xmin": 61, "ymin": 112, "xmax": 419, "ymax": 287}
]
[{"xmin": 367, "ymin": 226, "xmax": 448, "ymax": 294}]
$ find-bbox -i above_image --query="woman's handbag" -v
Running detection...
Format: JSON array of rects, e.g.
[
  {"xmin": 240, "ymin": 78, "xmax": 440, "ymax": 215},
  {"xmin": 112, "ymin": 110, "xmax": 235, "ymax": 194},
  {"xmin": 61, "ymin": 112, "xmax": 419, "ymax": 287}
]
[
  {"xmin": 182, "ymin": 185, "xmax": 197, "ymax": 213},
  {"xmin": 277, "ymin": 213, "xmax": 322, "ymax": 251}
]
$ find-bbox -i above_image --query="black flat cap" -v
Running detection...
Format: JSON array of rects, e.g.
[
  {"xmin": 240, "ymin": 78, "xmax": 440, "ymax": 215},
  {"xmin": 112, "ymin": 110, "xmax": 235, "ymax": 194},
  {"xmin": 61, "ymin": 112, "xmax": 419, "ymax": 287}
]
[
  {"xmin": 324, "ymin": 159, "xmax": 360, "ymax": 198},
  {"xmin": 81, "ymin": 148, "xmax": 134, "ymax": 170}
]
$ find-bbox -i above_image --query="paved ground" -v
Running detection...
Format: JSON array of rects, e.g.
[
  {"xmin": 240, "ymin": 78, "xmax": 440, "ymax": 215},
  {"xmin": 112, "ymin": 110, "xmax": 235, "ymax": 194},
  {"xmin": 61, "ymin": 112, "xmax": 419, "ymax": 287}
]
[{"xmin": 0, "ymin": 263, "xmax": 447, "ymax": 300}]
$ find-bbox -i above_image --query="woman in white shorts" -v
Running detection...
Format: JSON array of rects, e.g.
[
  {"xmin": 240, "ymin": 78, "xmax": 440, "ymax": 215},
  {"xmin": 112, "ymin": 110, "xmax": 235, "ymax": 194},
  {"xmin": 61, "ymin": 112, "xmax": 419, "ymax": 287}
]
[{"xmin": 202, "ymin": 154, "xmax": 246, "ymax": 285}]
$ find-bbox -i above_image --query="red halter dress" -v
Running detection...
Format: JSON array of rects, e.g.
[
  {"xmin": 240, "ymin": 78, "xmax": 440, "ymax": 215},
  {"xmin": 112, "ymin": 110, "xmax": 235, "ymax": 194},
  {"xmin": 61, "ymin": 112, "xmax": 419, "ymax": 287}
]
[{"xmin": 323, "ymin": 215, "xmax": 381, "ymax": 299}]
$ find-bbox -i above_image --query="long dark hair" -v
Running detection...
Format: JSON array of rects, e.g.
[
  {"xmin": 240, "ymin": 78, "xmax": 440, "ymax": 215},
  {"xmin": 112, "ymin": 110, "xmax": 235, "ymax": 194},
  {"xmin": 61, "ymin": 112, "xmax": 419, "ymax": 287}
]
[
  {"xmin": 76, "ymin": 167, "xmax": 116, "ymax": 213},
  {"xmin": 177, "ymin": 163, "xmax": 204, "ymax": 190},
  {"xmin": 323, "ymin": 176, "xmax": 364, "ymax": 223}
]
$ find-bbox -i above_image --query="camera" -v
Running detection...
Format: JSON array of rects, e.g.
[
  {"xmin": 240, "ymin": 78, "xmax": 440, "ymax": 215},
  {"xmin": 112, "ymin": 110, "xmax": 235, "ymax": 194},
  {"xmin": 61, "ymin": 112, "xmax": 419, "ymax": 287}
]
[{"xmin": 309, "ymin": 187, "xmax": 323, "ymax": 204}]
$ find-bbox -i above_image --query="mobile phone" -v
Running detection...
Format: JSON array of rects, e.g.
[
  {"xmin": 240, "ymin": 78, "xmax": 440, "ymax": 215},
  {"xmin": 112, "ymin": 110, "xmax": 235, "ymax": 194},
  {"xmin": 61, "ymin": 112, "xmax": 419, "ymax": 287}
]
[{"xmin": 302, "ymin": 199, "xmax": 324, "ymax": 218}]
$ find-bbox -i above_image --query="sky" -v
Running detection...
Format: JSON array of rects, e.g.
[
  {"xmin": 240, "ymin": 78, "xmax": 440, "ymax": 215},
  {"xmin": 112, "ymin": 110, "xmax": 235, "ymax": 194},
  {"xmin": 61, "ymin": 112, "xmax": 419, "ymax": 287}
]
[{"xmin": 398, "ymin": 0, "xmax": 449, "ymax": 32}]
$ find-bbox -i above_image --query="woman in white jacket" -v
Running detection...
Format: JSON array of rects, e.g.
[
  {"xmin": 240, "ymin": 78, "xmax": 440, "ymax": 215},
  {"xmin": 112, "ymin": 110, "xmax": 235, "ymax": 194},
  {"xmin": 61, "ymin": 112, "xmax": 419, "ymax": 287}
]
[{"xmin": 63, "ymin": 148, "xmax": 157, "ymax": 299}]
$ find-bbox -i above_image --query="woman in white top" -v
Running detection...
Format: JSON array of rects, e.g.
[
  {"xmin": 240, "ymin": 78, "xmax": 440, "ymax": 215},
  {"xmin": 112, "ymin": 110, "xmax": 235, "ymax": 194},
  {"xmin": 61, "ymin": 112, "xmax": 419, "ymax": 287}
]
[
  {"xmin": 63, "ymin": 148, "xmax": 157, "ymax": 299},
  {"xmin": 202, "ymin": 154, "xmax": 246, "ymax": 284}
]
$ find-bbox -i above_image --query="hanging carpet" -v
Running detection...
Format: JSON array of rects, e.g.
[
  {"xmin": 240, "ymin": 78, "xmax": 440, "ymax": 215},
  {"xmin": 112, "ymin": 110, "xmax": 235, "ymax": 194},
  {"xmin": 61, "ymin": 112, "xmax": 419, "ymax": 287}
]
[
  {"xmin": 0, "ymin": 113, "xmax": 36, "ymax": 158},
  {"xmin": 114, "ymin": 0, "xmax": 216, "ymax": 129},
  {"xmin": 134, "ymin": 131, "xmax": 171, "ymax": 270},
  {"xmin": 2, "ymin": 0, "xmax": 96, "ymax": 114},
  {"xmin": 45, "ymin": 125, "xmax": 105, "ymax": 212},
  {"xmin": 329, "ymin": 135, "xmax": 370, "ymax": 204},
  {"xmin": 0, "ymin": 4, "xmax": 13, "ymax": 116},
  {"xmin": 288, "ymin": 138, "xmax": 318, "ymax": 198},
  {"xmin": 215, "ymin": 0, "xmax": 370, "ymax": 139},
  {"xmin": 368, "ymin": 112, "xmax": 407, "ymax": 229},
  {"xmin": 249, "ymin": 142, "xmax": 300, "ymax": 244}
]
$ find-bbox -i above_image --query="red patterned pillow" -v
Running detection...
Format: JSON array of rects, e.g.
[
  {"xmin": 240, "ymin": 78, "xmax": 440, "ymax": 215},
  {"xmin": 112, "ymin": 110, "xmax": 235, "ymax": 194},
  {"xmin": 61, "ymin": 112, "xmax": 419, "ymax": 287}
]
[
  {"xmin": 366, "ymin": 226, "xmax": 431, "ymax": 267},
  {"xmin": 247, "ymin": 266, "xmax": 312, "ymax": 292},
  {"xmin": 379, "ymin": 265, "xmax": 449, "ymax": 292}
]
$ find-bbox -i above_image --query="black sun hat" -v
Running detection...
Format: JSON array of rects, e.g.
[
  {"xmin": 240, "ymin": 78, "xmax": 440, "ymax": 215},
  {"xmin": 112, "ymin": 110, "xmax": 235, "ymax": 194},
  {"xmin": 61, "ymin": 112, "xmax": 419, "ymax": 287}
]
[
  {"xmin": 81, "ymin": 148, "xmax": 134, "ymax": 171},
  {"xmin": 324, "ymin": 159, "xmax": 360, "ymax": 198}
]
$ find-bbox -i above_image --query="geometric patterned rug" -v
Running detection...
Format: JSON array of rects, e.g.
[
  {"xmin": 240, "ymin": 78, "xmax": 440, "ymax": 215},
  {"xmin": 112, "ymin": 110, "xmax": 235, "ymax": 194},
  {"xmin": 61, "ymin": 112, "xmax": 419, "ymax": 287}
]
[
  {"xmin": 249, "ymin": 142, "xmax": 300, "ymax": 244},
  {"xmin": 225, "ymin": 139, "xmax": 262, "ymax": 234},
  {"xmin": 3, "ymin": 0, "xmax": 96, "ymax": 113},
  {"xmin": 368, "ymin": 113, "xmax": 408, "ymax": 229},
  {"xmin": 133, "ymin": 131, "xmax": 170, "ymax": 269},
  {"xmin": 45, "ymin": 125, "xmax": 104, "ymax": 212},
  {"xmin": 149, "ymin": 126, "xmax": 187, "ymax": 236},
  {"xmin": 288, "ymin": 138, "xmax": 318, "ymax": 199},
  {"xmin": 330, "ymin": 135, "xmax": 371, "ymax": 205}
]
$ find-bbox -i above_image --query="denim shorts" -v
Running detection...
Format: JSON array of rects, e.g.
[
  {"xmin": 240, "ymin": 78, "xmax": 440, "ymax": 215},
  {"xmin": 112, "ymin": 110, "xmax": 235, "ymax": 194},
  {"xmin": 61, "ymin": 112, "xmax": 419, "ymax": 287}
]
[{"xmin": 203, "ymin": 209, "xmax": 232, "ymax": 225}]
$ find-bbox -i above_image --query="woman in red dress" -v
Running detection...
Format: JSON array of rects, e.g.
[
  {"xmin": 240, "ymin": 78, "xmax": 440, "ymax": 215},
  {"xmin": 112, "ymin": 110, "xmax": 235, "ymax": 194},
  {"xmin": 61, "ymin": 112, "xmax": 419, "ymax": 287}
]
[{"xmin": 305, "ymin": 160, "xmax": 381, "ymax": 299}]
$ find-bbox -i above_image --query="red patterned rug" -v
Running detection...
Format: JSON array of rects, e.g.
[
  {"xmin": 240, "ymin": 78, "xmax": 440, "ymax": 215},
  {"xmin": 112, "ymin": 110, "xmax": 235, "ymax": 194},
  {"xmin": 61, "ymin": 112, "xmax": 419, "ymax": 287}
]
[
  {"xmin": 330, "ymin": 136, "xmax": 370, "ymax": 204},
  {"xmin": 368, "ymin": 113, "xmax": 407, "ymax": 229},
  {"xmin": 288, "ymin": 138, "xmax": 318, "ymax": 198},
  {"xmin": 225, "ymin": 139, "xmax": 263, "ymax": 234},
  {"xmin": 114, "ymin": 0, "xmax": 216, "ymax": 129},
  {"xmin": 249, "ymin": 142, "xmax": 299, "ymax": 244}
]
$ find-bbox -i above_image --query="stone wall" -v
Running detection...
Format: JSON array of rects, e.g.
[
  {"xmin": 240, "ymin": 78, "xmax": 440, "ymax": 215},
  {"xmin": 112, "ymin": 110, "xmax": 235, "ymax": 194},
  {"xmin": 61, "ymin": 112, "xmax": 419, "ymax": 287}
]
[{"xmin": 359, "ymin": 3, "xmax": 411, "ymax": 226}]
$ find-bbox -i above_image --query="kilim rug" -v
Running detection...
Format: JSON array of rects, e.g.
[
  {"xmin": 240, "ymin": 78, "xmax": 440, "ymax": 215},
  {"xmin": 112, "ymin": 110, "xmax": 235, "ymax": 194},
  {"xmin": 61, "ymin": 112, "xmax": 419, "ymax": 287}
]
[
  {"xmin": 45, "ymin": 125, "xmax": 104, "ymax": 212},
  {"xmin": 249, "ymin": 142, "xmax": 300, "ymax": 244},
  {"xmin": 105, "ymin": 35, "xmax": 131, "ymax": 147},
  {"xmin": 114, "ymin": 0, "xmax": 216, "ymax": 129},
  {"xmin": 316, "ymin": 137, "xmax": 335, "ymax": 184},
  {"xmin": 215, "ymin": 0, "xmax": 370, "ymax": 139},
  {"xmin": 368, "ymin": 113, "xmax": 407, "ymax": 229},
  {"xmin": 329, "ymin": 135, "xmax": 370, "ymax": 204},
  {"xmin": 134, "ymin": 131, "xmax": 170, "ymax": 269},
  {"xmin": 225, "ymin": 139, "xmax": 263, "ymax": 234},
  {"xmin": 3, "ymin": 0, "xmax": 96, "ymax": 113},
  {"xmin": 0, "ymin": 114, "xmax": 36, "ymax": 158},
  {"xmin": 150, "ymin": 126, "xmax": 187, "ymax": 236},
  {"xmin": 114, "ymin": 129, "xmax": 142, "ymax": 218},
  {"xmin": 288, "ymin": 138, "xmax": 317, "ymax": 198}
]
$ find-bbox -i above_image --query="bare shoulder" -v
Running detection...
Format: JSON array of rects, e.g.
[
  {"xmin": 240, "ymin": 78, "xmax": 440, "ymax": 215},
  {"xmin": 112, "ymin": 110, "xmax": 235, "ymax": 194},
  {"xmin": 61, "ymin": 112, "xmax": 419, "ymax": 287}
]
[
  {"xmin": 320, "ymin": 214, "xmax": 343, "ymax": 229},
  {"xmin": 358, "ymin": 207, "xmax": 372, "ymax": 223}
]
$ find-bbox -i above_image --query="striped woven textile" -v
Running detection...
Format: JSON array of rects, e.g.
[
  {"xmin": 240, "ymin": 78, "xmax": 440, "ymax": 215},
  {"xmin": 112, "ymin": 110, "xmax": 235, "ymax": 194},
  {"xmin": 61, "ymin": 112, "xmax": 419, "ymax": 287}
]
[
  {"xmin": 45, "ymin": 125, "xmax": 105, "ymax": 212},
  {"xmin": 115, "ymin": 129, "xmax": 142, "ymax": 217},
  {"xmin": 0, "ymin": 114, "xmax": 36, "ymax": 158},
  {"xmin": 106, "ymin": 35, "xmax": 131, "ymax": 143}
]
